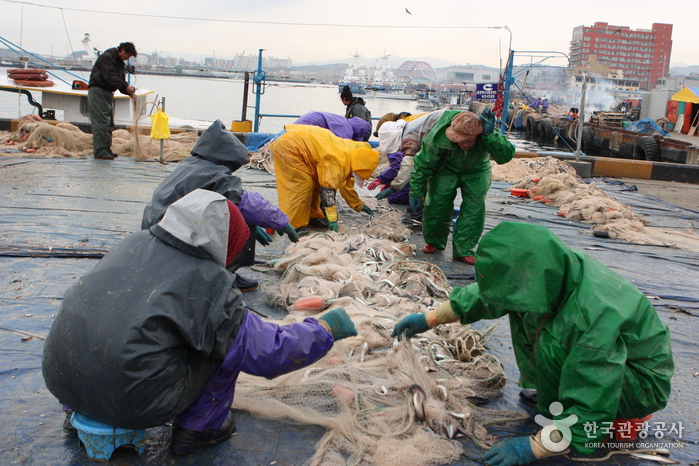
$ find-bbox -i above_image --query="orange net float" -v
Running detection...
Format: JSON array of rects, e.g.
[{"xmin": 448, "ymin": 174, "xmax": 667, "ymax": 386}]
[
  {"xmin": 9, "ymin": 73, "xmax": 49, "ymax": 81},
  {"xmin": 13, "ymin": 79, "xmax": 55, "ymax": 87},
  {"xmin": 7, "ymin": 68, "xmax": 47, "ymax": 75}
]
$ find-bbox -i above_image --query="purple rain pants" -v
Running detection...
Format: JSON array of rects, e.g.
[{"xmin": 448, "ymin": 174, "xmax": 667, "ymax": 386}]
[
  {"xmin": 175, "ymin": 312, "xmax": 333, "ymax": 431},
  {"xmin": 387, "ymin": 185, "xmax": 410, "ymax": 205}
]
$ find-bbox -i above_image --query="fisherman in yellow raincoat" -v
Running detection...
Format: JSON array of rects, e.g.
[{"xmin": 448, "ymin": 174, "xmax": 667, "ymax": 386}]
[{"xmin": 270, "ymin": 125, "xmax": 379, "ymax": 231}]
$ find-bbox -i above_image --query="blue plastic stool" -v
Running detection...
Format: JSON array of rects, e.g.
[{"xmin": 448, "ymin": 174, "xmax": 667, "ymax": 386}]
[{"xmin": 71, "ymin": 412, "xmax": 147, "ymax": 461}]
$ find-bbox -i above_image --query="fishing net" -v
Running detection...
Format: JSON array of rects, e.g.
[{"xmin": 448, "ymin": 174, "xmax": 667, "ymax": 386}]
[
  {"xmin": 493, "ymin": 157, "xmax": 699, "ymax": 250},
  {"xmin": 0, "ymin": 113, "xmax": 198, "ymax": 161},
  {"xmin": 247, "ymin": 140, "xmax": 276, "ymax": 173},
  {"xmin": 235, "ymin": 210, "xmax": 528, "ymax": 465}
]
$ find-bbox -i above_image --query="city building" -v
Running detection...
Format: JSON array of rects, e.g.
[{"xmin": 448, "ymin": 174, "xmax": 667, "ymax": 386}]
[{"xmin": 569, "ymin": 22, "xmax": 672, "ymax": 91}]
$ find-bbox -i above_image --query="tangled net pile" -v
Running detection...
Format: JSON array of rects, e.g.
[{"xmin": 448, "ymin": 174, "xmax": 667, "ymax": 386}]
[
  {"xmin": 234, "ymin": 211, "xmax": 527, "ymax": 465},
  {"xmin": 493, "ymin": 157, "xmax": 699, "ymax": 250},
  {"xmin": 0, "ymin": 115, "xmax": 198, "ymax": 161}
]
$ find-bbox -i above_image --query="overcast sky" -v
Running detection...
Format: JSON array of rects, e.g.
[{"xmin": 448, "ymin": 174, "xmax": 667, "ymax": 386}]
[{"xmin": 1, "ymin": 0, "xmax": 695, "ymax": 69}]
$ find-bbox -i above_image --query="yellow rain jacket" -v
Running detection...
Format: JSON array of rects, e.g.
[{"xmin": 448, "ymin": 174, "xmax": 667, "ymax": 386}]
[{"xmin": 271, "ymin": 125, "xmax": 379, "ymax": 229}]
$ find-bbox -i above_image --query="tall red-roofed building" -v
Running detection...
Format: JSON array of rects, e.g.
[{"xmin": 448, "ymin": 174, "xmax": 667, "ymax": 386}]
[{"xmin": 569, "ymin": 22, "xmax": 672, "ymax": 91}]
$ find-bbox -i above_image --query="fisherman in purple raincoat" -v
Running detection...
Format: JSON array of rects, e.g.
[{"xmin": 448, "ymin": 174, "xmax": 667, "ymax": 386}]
[
  {"xmin": 294, "ymin": 111, "xmax": 372, "ymax": 142},
  {"xmin": 141, "ymin": 119, "xmax": 299, "ymax": 292},
  {"xmin": 42, "ymin": 189, "xmax": 357, "ymax": 455}
]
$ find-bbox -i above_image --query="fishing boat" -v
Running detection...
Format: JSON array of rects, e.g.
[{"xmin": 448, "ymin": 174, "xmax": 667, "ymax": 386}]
[{"xmin": 337, "ymin": 51, "xmax": 368, "ymax": 95}]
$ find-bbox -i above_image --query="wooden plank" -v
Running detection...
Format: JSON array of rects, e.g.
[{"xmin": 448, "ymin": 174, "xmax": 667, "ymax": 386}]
[{"xmin": 687, "ymin": 112, "xmax": 699, "ymax": 137}]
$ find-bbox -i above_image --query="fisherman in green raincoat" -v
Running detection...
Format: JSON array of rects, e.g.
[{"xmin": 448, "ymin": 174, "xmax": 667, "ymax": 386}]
[
  {"xmin": 409, "ymin": 110, "xmax": 514, "ymax": 265},
  {"xmin": 392, "ymin": 222, "xmax": 674, "ymax": 465}
]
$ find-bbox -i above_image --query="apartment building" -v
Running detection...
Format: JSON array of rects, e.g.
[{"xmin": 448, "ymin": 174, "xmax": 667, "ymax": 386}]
[{"xmin": 569, "ymin": 22, "xmax": 672, "ymax": 91}]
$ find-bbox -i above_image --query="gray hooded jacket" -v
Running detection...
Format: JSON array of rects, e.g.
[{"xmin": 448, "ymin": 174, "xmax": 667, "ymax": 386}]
[{"xmin": 43, "ymin": 190, "xmax": 248, "ymax": 429}]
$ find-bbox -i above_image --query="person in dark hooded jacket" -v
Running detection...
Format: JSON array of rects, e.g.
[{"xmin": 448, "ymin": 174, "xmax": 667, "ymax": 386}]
[
  {"xmin": 43, "ymin": 189, "xmax": 358, "ymax": 456},
  {"xmin": 142, "ymin": 119, "xmax": 298, "ymax": 291},
  {"xmin": 340, "ymin": 85, "xmax": 372, "ymax": 141}
]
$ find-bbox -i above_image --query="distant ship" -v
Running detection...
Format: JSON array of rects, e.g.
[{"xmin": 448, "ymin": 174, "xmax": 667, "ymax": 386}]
[{"xmin": 337, "ymin": 51, "xmax": 368, "ymax": 95}]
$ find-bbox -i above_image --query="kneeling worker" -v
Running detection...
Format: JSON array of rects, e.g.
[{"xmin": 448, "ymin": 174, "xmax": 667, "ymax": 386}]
[
  {"xmin": 270, "ymin": 125, "xmax": 379, "ymax": 232},
  {"xmin": 392, "ymin": 222, "xmax": 673, "ymax": 465},
  {"xmin": 43, "ymin": 189, "xmax": 357, "ymax": 455}
]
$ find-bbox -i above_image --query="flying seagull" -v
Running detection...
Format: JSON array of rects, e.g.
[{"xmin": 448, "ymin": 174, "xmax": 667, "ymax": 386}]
[{"xmin": 405, "ymin": 7, "xmax": 412, "ymax": 14}]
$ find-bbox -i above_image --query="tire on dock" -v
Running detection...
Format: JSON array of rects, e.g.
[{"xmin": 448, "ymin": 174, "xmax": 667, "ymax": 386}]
[
  {"xmin": 582, "ymin": 127, "xmax": 594, "ymax": 151},
  {"xmin": 525, "ymin": 115, "xmax": 538, "ymax": 138},
  {"xmin": 633, "ymin": 136, "xmax": 661, "ymax": 162}
]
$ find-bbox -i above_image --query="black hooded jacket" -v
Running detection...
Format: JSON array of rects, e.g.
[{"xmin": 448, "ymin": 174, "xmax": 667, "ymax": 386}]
[{"xmin": 141, "ymin": 120, "xmax": 248, "ymax": 229}]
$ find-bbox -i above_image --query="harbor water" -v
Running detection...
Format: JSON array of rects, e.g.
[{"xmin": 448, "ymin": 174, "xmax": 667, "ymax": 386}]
[{"xmin": 0, "ymin": 68, "xmax": 569, "ymax": 153}]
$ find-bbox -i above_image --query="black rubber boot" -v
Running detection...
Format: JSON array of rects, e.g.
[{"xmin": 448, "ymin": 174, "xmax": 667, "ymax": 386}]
[
  {"xmin": 519, "ymin": 389, "xmax": 538, "ymax": 406},
  {"xmin": 63, "ymin": 410, "xmax": 77, "ymax": 435},
  {"xmin": 171, "ymin": 410, "xmax": 236, "ymax": 456},
  {"xmin": 233, "ymin": 275, "xmax": 259, "ymax": 292},
  {"xmin": 308, "ymin": 217, "xmax": 329, "ymax": 229}
]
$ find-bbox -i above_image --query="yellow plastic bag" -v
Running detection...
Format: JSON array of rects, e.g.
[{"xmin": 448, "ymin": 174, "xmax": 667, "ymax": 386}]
[{"xmin": 150, "ymin": 108, "xmax": 170, "ymax": 140}]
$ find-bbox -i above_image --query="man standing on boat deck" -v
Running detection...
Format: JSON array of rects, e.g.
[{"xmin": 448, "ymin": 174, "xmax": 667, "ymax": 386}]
[
  {"xmin": 88, "ymin": 42, "xmax": 137, "ymax": 160},
  {"xmin": 340, "ymin": 85, "xmax": 372, "ymax": 141}
]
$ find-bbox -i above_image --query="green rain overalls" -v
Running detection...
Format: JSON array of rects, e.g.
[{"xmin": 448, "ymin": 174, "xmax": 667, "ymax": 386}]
[
  {"xmin": 448, "ymin": 222, "xmax": 674, "ymax": 454},
  {"xmin": 409, "ymin": 111, "xmax": 514, "ymax": 258}
]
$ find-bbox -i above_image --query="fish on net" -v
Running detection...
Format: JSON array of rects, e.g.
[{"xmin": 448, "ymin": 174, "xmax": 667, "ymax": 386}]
[{"xmin": 237, "ymin": 210, "xmax": 528, "ymax": 465}]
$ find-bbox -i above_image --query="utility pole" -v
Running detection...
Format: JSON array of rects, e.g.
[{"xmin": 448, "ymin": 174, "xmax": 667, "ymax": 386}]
[{"xmin": 575, "ymin": 74, "xmax": 587, "ymax": 161}]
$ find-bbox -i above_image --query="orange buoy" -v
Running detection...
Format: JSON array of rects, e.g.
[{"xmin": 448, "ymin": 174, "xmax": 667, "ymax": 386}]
[
  {"xmin": 7, "ymin": 68, "xmax": 47, "ymax": 75},
  {"xmin": 13, "ymin": 80, "xmax": 55, "ymax": 87},
  {"xmin": 8, "ymin": 73, "xmax": 49, "ymax": 81}
]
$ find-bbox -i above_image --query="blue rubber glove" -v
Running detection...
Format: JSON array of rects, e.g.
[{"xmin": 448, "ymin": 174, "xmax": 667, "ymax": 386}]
[
  {"xmin": 318, "ymin": 307, "xmax": 357, "ymax": 341},
  {"xmin": 256, "ymin": 226, "xmax": 272, "ymax": 246},
  {"xmin": 391, "ymin": 313, "xmax": 429, "ymax": 340},
  {"xmin": 328, "ymin": 221, "xmax": 338, "ymax": 232},
  {"xmin": 482, "ymin": 436, "xmax": 537, "ymax": 466},
  {"xmin": 277, "ymin": 223, "xmax": 299, "ymax": 243},
  {"xmin": 375, "ymin": 187, "xmax": 396, "ymax": 200},
  {"xmin": 480, "ymin": 109, "xmax": 496, "ymax": 135},
  {"xmin": 361, "ymin": 205, "xmax": 374, "ymax": 215},
  {"xmin": 409, "ymin": 197, "xmax": 423, "ymax": 212}
]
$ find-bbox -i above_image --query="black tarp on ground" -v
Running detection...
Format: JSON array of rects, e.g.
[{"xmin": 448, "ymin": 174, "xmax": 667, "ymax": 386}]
[{"xmin": 0, "ymin": 158, "xmax": 696, "ymax": 465}]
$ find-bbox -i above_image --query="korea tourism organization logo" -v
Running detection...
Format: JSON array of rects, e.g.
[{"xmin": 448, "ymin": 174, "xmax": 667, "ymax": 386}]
[
  {"xmin": 537, "ymin": 401, "xmax": 686, "ymax": 452},
  {"xmin": 535, "ymin": 401, "xmax": 578, "ymax": 452}
]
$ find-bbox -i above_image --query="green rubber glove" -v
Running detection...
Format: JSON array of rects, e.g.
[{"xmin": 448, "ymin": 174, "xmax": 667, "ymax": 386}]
[
  {"xmin": 277, "ymin": 223, "xmax": 299, "ymax": 243},
  {"xmin": 375, "ymin": 187, "xmax": 396, "ymax": 200},
  {"xmin": 256, "ymin": 226, "xmax": 272, "ymax": 246},
  {"xmin": 482, "ymin": 436, "xmax": 537, "ymax": 466},
  {"xmin": 328, "ymin": 221, "xmax": 338, "ymax": 232},
  {"xmin": 409, "ymin": 197, "xmax": 423, "ymax": 212},
  {"xmin": 479, "ymin": 109, "xmax": 496, "ymax": 135},
  {"xmin": 391, "ymin": 313, "xmax": 429, "ymax": 340},
  {"xmin": 318, "ymin": 307, "xmax": 357, "ymax": 341},
  {"xmin": 361, "ymin": 205, "xmax": 374, "ymax": 215}
]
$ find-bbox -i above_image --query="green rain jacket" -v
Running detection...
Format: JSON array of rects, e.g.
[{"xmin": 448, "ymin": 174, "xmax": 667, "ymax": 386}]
[
  {"xmin": 409, "ymin": 111, "xmax": 514, "ymax": 257},
  {"xmin": 409, "ymin": 110, "xmax": 514, "ymax": 197},
  {"xmin": 448, "ymin": 222, "xmax": 673, "ymax": 454}
]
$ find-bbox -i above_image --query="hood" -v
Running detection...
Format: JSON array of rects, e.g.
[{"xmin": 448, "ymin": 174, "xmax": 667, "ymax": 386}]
[
  {"xmin": 158, "ymin": 189, "xmax": 248, "ymax": 267},
  {"xmin": 191, "ymin": 120, "xmax": 248, "ymax": 172},
  {"xmin": 348, "ymin": 117, "xmax": 372, "ymax": 141},
  {"xmin": 349, "ymin": 147, "xmax": 379, "ymax": 180},
  {"xmin": 475, "ymin": 222, "xmax": 582, "ymax": 314}
]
